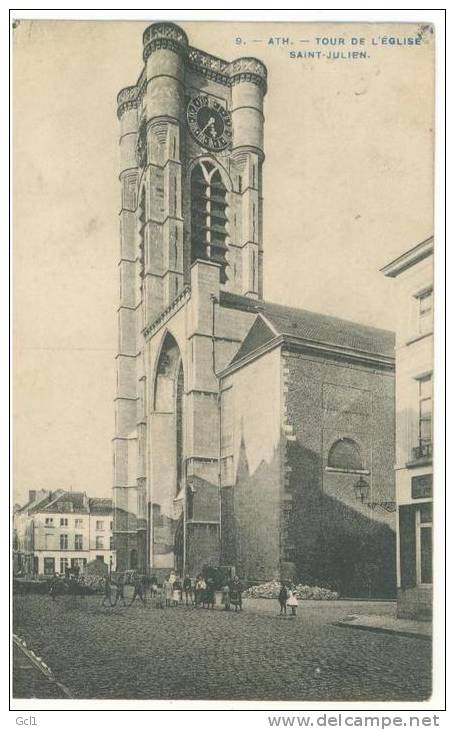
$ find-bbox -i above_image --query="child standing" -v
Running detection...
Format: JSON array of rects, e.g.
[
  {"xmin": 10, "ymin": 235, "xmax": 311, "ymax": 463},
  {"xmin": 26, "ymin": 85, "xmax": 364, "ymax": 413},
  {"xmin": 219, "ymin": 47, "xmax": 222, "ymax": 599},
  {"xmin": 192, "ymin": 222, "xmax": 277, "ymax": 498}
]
[
  {"xmin": 287, "ymin": 588, "xmax": 299, "ymax": 617},
  {"xmin": 172, "ymin": 576, "xmax": 182, "ymax": 606},
  {"xmin": 221, "ymin": 583, "xmax": 230, "ymax": 611},
  {"xmin": 150, "ymin": 574, "xmax": 158, "ymax": 599}
]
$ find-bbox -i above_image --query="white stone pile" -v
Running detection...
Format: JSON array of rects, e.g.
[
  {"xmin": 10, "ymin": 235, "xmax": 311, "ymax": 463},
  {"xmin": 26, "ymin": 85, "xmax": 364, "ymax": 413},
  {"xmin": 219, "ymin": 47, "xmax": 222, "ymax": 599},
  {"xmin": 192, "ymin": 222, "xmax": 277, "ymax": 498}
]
[
  {"xmin": 78, "ymin": 575, "xmax": 104, "ymax": 592},
  {"xmin": 242, "ymin": 580, "xmax": 339, "ymax": 600}
]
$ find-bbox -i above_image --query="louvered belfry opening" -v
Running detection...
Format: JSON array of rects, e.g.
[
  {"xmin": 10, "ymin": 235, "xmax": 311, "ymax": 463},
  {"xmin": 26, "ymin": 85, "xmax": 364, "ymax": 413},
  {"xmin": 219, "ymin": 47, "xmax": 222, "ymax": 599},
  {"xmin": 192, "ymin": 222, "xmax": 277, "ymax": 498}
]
[{"xmin": 191, "ymin": 161, "xmax": 229, "ymax": 283}]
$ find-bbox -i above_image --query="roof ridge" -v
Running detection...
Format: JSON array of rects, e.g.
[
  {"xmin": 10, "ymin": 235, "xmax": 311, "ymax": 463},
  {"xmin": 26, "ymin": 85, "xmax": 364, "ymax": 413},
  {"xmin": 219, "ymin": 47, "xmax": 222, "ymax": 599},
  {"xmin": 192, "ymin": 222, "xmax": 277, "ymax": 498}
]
[
  {"xmin": 220, "ymin": 291, "xmax": 394, "ymax": 337},
  {"xmin": 262, "ymin": 299, "xmax": 395, "ymax": 337}
]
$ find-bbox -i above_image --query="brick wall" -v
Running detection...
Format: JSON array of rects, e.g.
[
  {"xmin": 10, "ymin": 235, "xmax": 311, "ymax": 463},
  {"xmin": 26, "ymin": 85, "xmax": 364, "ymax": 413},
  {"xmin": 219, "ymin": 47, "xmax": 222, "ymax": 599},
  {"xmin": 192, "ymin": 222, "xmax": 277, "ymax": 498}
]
[{"xmin": 284, "ymin": 349, "xmax": 396, "ymax": 597}]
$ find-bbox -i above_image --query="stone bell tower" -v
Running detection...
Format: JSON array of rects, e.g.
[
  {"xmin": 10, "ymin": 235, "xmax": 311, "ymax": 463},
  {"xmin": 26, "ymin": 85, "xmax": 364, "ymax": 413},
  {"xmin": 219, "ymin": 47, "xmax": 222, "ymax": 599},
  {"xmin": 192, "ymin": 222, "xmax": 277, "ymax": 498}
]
[{"xmin": 113, "ymin": 22, "xmax": 267, "ymax": 574}]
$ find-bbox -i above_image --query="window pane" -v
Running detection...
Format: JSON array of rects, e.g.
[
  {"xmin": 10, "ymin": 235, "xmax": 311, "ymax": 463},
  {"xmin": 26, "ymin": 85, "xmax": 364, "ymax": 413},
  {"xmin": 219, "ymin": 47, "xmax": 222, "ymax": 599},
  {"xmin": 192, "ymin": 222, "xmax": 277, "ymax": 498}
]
[
  {"xmin": 420, "ymin": 417, "xmax": 432, "ymax": 441},
  {"xmin": 420, "ymin": 503, "xmax": 433, "ymax": 523},
  {"xmin": 44, "ymin": 557, "xmax": 55, "ymax": 575},
  {"xmin": 420, "ymin": 526, "xmax": 432, "ymax": 583}
]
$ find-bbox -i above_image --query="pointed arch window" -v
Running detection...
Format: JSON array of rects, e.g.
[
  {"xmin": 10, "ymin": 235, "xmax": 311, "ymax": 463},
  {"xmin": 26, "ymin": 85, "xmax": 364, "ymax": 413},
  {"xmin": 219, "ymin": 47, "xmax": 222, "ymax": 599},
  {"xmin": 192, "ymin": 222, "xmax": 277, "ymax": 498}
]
[
  {"xmin": 154, "ymin": 333, "xmax": 185, "ymax": 496},
  {"xmin": 191, "ymin": 161, "xmax": 229, "ymax": 283}
]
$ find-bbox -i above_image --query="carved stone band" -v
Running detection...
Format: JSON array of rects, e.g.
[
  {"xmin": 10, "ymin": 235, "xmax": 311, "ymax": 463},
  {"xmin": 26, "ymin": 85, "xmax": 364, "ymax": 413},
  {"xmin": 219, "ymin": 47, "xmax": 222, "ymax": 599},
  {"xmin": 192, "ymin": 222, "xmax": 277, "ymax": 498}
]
[
  {"xmin": 118, "ymin": 33, "xmax": 268, "ymax": 117},
  {"xmin": 142, "ymin": 22, "xmax": 189, "ymax": 49}
]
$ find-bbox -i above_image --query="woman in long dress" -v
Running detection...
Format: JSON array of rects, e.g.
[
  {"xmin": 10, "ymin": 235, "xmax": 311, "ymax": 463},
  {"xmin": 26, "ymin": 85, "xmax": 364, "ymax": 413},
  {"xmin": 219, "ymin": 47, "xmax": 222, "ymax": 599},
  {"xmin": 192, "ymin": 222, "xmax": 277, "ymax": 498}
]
[
  {"xmin": 195, "ymin": 575, "xmax": 206, "ymax": 607},
  {"xmin": 164, "ymin": 577, "xmax": 173, "ymax": 607},
  {"xmin": 229, "ymin": 576, "xmax": 243, "ymax": 612}
]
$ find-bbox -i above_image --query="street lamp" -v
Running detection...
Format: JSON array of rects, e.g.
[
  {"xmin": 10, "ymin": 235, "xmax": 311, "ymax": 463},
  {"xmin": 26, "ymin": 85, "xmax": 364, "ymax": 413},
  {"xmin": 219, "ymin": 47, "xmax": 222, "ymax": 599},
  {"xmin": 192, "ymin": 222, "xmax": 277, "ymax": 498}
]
[
  {"xmin": 353, "ymin": 476, "xmax": 396, "ymax": 512},
  {"xmin": 353, "ymin": 476, "xmax": 369, "ymax": 504}
]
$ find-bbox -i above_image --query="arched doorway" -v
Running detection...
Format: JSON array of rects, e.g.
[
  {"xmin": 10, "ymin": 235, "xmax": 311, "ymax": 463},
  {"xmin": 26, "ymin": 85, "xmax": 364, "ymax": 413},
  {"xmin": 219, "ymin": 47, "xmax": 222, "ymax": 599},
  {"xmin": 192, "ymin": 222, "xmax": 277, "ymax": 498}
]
[
  {"xmin": 154, "ymin": 333, "xmax": 185, "ymax": 497},
  {"xmin": 130, "ymin": 549, "xmax": 138, "ymax": 570}
]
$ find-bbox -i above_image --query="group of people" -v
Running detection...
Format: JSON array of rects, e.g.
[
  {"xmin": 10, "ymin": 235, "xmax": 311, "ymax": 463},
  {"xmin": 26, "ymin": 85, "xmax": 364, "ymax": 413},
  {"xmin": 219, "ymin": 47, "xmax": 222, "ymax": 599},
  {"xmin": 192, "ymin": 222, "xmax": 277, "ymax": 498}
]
[
  {"xmin": 278, "ymin": 583, "xmax": 299, "ymax": 616},
  {"xmin": 100, "ymin": 570, "xmax": 244, "ymax": 611}
]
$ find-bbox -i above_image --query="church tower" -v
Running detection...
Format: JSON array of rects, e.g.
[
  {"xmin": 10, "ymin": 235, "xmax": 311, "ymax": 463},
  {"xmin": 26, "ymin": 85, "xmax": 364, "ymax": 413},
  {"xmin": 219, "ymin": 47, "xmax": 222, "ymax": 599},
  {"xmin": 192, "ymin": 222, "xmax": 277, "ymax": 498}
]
[{"xmin": 113, "ymin": 22, "xmax": 267, "ymax": 574}]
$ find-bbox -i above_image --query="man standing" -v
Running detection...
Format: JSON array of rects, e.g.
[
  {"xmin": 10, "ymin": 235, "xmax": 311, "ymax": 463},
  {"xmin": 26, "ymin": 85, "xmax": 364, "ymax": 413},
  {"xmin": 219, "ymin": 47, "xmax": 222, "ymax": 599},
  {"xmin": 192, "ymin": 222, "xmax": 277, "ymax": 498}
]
[
  {"xmin": 101, "ymin": 575, "xmax": 113, "ymax": 608},
  {"xmin": 183, "ymin": 573, "xmax": 193, "ymax": 606},
  {"xmin": 129, "ymin": 573, "xmax": 147, "ymax": 606},
  {"xmin": 278, "ymin": 583, "xmax": 288, "ymax": 616},
  {"xmin": 49, "ymin": 574, "xmax": 59, "ymax": 601},
  {"xmin": 112, "ymin": 573, "xmax": 127, "ymax": 607}
]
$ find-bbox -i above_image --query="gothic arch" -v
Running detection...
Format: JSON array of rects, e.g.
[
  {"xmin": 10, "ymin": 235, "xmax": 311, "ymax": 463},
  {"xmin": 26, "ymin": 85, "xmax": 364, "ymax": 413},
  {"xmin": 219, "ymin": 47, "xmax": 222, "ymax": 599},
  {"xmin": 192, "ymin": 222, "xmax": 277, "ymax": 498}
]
[
  {"xmin": 152, "ymin": 331, "xmax": 185, "ymax": 497},
  {"xmin": 187, "ymin": 157, "xmax": 232, "ymax": 284},
  {"xmin": 186, "ymin": 155, "xmax": 232, "ymax": 191},
  {"xmin": 153, "ymin": 331, "xmax": 183, "ymax": 412}
]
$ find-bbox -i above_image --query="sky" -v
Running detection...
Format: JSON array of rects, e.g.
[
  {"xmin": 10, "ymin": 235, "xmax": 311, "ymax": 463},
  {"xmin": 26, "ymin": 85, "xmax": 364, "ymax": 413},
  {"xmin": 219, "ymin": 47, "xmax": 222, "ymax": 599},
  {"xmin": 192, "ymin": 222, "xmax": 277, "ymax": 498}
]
[{"xmin": 13, "ymin": 20, "xmax": 434, "ymax": 503}]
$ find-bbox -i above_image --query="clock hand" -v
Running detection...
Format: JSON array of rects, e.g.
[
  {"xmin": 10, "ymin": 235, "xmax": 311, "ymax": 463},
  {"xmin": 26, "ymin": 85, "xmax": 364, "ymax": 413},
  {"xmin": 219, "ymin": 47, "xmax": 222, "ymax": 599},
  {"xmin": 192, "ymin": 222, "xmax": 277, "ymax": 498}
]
[{"xmin": 200, "ymin": 116, "xmax": 216, "ymax": 134}]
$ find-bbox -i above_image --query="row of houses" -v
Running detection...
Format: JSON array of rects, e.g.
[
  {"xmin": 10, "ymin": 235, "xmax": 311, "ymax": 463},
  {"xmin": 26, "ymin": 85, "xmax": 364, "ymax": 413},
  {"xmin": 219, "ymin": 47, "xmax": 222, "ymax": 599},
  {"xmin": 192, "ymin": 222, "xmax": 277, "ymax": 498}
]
[{"xmin": 13, "ymin": 489, "xmax": 116, "ymax": 576}]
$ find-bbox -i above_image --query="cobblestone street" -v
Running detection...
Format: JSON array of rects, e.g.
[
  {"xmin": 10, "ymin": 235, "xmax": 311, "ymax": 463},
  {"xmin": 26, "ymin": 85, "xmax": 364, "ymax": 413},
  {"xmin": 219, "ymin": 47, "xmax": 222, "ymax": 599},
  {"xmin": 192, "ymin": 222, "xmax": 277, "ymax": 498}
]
[{"xmin": 13, "ymin": 594, "xmax": 431, "ymax": 701}]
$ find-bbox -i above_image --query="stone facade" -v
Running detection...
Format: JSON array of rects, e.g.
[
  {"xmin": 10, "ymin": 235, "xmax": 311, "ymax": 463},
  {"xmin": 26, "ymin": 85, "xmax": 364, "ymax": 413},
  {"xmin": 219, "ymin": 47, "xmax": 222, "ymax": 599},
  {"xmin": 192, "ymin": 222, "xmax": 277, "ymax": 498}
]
[
  {"xmin": 14, "ymin": 490, "xmax": 116, "ymax": 576},
  {"xmin": 113, "ymin": 22, "xmax": 397, "ymax": 596},
  {"xmin": 113, "ymin": 22, "xmax": 266, "ymax": 576}
]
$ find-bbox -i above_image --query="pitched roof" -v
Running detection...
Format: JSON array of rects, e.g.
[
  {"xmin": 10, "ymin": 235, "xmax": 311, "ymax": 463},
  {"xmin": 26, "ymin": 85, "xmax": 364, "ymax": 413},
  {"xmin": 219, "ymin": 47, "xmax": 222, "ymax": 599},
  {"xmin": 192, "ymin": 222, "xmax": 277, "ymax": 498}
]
[
  {"xmin": 40, "ymin": 491, "xmax": 89, "ymax": 513},
  {"xmin": 228, "ymin": 314, "xmax": 276, "ymax": 365},
  {"xmin": 220, "ymin": 294, "xmax": 395, "ymax": 368},
  {"xmin": 89, "ymin": 498, "xmax": 113, "ymax": 515},
  {"xmin": 264, "ymin": 301, "xmax": 395, "ymax": 357},
  {"xmin": 18, "ymin": 489, "xmax": 63, "ymax": 514}
]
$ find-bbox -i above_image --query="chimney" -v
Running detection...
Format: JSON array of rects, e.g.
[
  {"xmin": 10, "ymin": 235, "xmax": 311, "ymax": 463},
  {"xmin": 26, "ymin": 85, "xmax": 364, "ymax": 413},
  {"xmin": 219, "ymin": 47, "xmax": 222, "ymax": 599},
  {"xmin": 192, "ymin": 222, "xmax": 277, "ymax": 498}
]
[{"xmin": 29, "ymin": 490, "xmax": 36, "ymax": 503}]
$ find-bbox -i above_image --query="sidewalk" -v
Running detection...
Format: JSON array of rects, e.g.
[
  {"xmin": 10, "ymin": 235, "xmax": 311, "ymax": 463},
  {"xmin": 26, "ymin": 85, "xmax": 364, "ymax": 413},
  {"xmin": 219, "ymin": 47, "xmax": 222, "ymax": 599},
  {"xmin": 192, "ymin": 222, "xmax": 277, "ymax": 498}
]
[
  {"xmin": 13, "ymin": 635, "xmax": 71, "ymax": 699},
  {"xmin": 334, "ymin": 613, "xmax": 432, "ymax": 640}
]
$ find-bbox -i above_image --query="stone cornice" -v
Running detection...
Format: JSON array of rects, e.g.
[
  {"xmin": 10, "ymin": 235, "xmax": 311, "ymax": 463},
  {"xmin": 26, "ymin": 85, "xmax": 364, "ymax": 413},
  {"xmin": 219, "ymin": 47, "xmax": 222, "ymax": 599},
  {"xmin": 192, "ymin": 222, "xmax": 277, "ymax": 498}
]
[
  {"xmin": 187, "ymin": 46, "xmax": 230, "ymax": 86},
  {"xmin": 117, "ymin": 25, "xmax": 268, "ymax": 118},
  {"xmin": 143, "ymin": 22, "xmax": 189, "ymax": 52},
  {"xmin": 381, "ymin": 236, "xmax": 434, "ymax": 278},
  {"xmin": 220, "ymin": 333, "xmax": 395, "ymax": 379},
  {"xmin": 143, "ymin": 285, "xmax": 191, "ymax": 340},
  {"xmin": 143, "ymin": 37, "xmax": 188, "ymax": 62},
  {"xmin": 188, "ymin": 50, "xmax": 268, "ymax": 94},
  {"xmin": 117, "ymin": 85, "xmax": 139, "ymax": 119}
]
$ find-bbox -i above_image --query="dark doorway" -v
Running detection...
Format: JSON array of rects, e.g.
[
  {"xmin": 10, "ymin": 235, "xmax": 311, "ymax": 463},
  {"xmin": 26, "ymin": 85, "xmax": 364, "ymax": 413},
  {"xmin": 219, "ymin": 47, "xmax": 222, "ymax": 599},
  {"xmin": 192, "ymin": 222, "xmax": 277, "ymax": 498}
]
[
  {"xmin": 174, "ymin": 517, "xmax": 184, "ymax": 576},
  {"xmin": 130, "ymin": 549, "xmax": 138, "ymax": 570}
]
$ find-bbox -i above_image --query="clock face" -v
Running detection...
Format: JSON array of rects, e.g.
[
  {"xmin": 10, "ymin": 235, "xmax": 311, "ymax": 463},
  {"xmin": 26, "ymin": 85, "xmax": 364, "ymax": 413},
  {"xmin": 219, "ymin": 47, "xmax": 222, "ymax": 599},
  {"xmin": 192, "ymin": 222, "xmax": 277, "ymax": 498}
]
[{"xmin": 187, "ymin": 95, "xmax": 232, "ymax": 151}]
